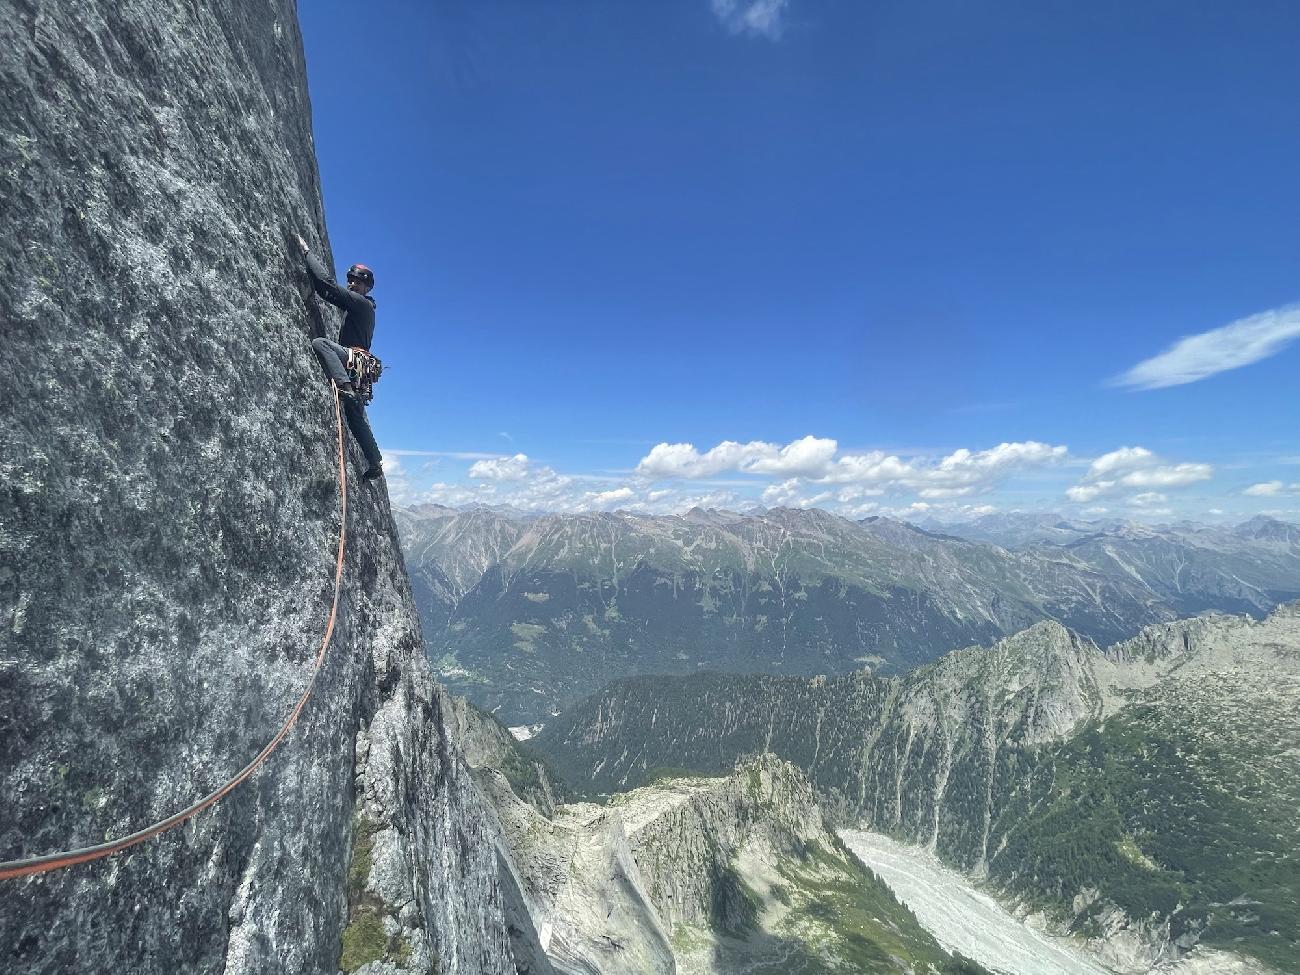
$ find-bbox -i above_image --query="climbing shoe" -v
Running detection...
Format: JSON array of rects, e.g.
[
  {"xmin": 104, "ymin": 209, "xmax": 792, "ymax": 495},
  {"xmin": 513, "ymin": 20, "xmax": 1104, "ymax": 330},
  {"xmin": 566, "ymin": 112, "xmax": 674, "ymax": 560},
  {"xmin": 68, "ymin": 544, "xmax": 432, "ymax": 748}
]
[
  {"xmin": 335, "ymin": 380, "xmax": 358, "ymax": 401},
  {"xmin": 362, "ymin": 465, "xmax": 384, "ymax": 482}
]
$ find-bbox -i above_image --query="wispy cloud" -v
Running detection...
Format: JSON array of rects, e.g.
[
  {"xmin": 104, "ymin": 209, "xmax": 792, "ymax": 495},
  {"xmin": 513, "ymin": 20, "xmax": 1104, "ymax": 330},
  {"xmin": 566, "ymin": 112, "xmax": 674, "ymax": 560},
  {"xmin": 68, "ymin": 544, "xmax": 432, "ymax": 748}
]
[
  {"xmin": 1244, "ymin": 481, "xmax": 1300, "ymax": 497},
  {"xmin": 1112, "ymin": 303, "xmax": 1300, "ymax": 390},
  {"xmin": 1128, "ymin": 491, "xmax": 1169, "ymax": 508},
  {"xmin": 710, "ymin": 0, "xmax": 789, "ymax": 40}
]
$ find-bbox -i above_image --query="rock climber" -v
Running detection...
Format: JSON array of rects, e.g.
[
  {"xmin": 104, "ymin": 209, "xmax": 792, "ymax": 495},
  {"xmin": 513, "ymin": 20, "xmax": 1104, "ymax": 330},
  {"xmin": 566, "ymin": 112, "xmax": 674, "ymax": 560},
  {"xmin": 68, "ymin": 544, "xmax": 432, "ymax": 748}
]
[{"xmin": 296, "ymin": 233, "xmax": 384, "ymax": 482}]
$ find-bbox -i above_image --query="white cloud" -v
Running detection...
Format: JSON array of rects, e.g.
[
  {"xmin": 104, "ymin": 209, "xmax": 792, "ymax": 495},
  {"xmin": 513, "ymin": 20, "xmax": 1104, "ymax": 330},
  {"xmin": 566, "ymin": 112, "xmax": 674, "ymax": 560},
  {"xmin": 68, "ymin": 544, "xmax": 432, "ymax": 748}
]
[
  {"xmin": 710, "ymin": 0, "xmax": 788, "ymax": 39},
  {"xmin": 747, "ymin": 436, "xmax": 840, "ymax": 476},
  {"xmin": 638, "ymin": 437, "xmax": 1067, "ymax": 499},
  {"xmin": 918, "ymin": 486, "xmax": 975, "ymax": 499},
  {"xmin": 761, "ymin": 479, "xmax": 831, "ymax": 510},
  {"xmin": 587, "ymin": 486, "xmax": 635, "ymax": 507},
  {"xmin": 637, "ymin": 436, "xmax": 836, "ymax": 479},
  {"xmin": 1067, "ymin": 446, "xmax": 1212, "ymax": 503},
  {"xmin": 379, "ymin": 454, "xmax": 415, "ymax": 505},
  {"xmin": 835, "ymin": 485, "xmax": 886, "ymax": 502},
  {"xmin": 1086, "ymin": 446, "xmax": 1155, "ymax": 478},
  {"xmin": 1066, "ymin": 483, "xmax": 1109, "ymax": 503},
  {"xmin": 762, "ymin": 478, "xmax": 803, "ymax": 506},
  {"xmin": 393, "ymin": 437, "xmax": 1232, "ymax": 522},
  {"xmin": 1118, "ymin": 464, "xmax": 1213, "ymax": 489},
  {"xmin": 666, "ymin": 490, "xmax": 742, "ymax": 512},
  {"xmin": 1113, "ymin": 303, "xmax": 1300, "ymax": 390},
  {"xmin": 1128, "ymin": 492, "xmax": 1168, "ymax": 507},
  {"xmin": 1245, "ymin": 481, "xmax": 1283, "ymax": 496},
  {"xmin": 1244, "ymin": 480, "xmax": 1300, "ymax": 497},
  {"xmin": 826, "ymin": 441, "xmax": 1068, "ymax": 494},
  {"xmin": 468, "ymin": 453, "xmax": 531, "ymax": 481},
  {"xmin": 414, "ymin": 463, "xmax": 750, "ymax": 517},
  {"xmin": 892, "ymin": 502, "xmax": 933, "ymax": 520}
]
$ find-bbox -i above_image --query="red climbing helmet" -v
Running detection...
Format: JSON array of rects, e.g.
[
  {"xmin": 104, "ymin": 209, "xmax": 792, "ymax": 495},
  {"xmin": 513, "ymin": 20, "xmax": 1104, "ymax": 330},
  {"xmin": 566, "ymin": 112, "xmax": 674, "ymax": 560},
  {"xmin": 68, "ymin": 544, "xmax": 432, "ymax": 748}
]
[{"xmin": 346, "ymin": 263, "xmax": 374, "ymax": 289}]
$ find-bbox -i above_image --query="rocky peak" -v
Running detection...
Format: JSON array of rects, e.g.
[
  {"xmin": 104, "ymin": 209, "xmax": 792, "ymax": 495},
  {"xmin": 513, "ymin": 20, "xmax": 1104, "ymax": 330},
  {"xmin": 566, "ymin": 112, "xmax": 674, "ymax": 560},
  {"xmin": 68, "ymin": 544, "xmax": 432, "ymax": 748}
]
[{"xmin": 1235, "ymin": 514, "xmax": 1300, "ymax": 546}]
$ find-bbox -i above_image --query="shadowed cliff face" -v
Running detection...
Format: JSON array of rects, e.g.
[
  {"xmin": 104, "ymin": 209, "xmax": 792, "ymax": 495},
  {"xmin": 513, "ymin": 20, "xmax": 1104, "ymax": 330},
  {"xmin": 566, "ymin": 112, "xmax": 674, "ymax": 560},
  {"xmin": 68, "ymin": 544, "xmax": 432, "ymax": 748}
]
[{"xmin": 0, "ymin": 3, "xmax": 536, "ymax": 973}]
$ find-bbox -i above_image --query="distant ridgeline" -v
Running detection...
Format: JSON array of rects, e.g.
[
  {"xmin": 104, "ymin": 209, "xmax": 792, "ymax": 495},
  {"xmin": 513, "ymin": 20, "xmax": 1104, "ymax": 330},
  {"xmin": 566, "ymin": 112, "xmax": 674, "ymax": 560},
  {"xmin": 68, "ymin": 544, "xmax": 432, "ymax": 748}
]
[
  {"xmin": 531, "ymin": 606, "xmax": 1300, "ymax": 972},
  {"xmin": 394, "ymin": 505, "xmax": 1300, "ymax": 723}
]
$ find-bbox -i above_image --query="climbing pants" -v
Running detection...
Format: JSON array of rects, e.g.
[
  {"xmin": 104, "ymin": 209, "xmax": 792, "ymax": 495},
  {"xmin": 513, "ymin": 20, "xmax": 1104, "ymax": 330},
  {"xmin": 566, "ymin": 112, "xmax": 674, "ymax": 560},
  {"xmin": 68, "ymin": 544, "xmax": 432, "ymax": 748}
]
[{"xmin": 312, "ymin": 337, "xmax": 383, "ymax": 470}]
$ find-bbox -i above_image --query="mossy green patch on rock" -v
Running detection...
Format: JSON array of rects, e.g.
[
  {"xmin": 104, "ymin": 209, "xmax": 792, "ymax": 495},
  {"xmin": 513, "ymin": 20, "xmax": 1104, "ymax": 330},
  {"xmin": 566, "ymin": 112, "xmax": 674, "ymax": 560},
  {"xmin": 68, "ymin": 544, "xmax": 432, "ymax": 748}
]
[
  {"xmin": 340, "ymin": 910, "xmax": 386, "ymax": 973},
  {"xmin": 340, "ymin": 811, "xmax": 427, "ymax": 973},
  {"xmin": 348, "ymin": 813, "xmax": 380, "ymax": 899},
  {"xmin": 339, "ymin": 903, "xmax": 422, "ymax": 973}
]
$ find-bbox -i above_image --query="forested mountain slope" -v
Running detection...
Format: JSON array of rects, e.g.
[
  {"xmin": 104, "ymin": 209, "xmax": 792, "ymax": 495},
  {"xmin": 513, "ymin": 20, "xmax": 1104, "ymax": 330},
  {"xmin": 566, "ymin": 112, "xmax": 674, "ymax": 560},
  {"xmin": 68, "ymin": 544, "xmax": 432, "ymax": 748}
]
[
  {"xmin": 395, "ymin": 504, "xmax": 1300, "ymax": 722},
  {"xmin": 532, "ymin": 606, "xmax": 1300, "ymax": 971}
]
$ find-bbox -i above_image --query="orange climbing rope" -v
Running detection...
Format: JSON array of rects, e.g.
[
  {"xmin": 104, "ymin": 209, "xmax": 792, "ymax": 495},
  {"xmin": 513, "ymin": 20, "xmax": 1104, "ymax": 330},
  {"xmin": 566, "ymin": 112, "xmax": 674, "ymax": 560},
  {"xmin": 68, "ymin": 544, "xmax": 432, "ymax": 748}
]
[{"xmin": 0, "ymin": 389, "xmax": 350, "ymax": 881}]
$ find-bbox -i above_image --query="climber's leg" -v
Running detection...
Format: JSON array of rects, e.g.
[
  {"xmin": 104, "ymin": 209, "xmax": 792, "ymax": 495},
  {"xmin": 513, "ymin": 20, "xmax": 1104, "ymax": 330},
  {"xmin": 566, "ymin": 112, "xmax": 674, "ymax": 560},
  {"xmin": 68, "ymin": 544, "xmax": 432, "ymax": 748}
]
[
  {"xmin": 342, "ymin": 397, "xmax": 384, "ymax": 480},
  {"xmin": 311, "ymin": 336, "xmax": 354, "ymax": 393}
]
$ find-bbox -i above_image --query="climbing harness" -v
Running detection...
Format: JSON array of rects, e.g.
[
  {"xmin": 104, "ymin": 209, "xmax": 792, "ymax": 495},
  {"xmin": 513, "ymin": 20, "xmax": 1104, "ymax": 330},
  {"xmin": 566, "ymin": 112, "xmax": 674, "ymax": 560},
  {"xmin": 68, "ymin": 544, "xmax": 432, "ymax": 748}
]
[
  {"xmin": 0, "ymin": 389, "xmax": 350, "ymax": 882},
  {"xmin": 346, "ymin": 346, "xmax": 383, "ymax": 405}
]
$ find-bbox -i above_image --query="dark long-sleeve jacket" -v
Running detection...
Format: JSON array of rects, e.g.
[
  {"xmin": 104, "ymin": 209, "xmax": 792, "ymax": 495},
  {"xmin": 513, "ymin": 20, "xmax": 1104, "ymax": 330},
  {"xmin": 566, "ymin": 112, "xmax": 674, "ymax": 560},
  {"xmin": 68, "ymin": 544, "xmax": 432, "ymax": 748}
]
[{"xmin": 304, "ymin": 251, "xmax": 376, "ymax": 350}]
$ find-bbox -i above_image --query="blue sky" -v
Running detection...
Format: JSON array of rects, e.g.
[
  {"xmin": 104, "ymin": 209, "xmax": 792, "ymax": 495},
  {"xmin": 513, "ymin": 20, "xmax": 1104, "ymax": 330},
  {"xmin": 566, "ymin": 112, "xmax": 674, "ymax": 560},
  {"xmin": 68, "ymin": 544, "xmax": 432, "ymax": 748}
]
[{"xmin": 299, "ymin": 0, "xmax": 1300, "ymax": 522}]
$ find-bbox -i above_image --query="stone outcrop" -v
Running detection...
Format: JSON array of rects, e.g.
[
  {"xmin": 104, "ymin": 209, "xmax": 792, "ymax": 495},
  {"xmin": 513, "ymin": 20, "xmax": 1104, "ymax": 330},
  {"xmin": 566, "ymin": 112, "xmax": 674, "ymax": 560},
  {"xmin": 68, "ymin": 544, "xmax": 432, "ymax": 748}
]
[
  {"xmin": 0, "ymin": 3, "xmax": 542, "ymax": 972},
  {"xmin": 474, "ymin": 767, "xmax": 676, "ymax": 975},
  {"xmin": 622, "ymin": 756, "xmax": 827, "ymax": 935},
  {"xmin": 472, "ymin": 753, "xmax": 977, "ymax": 975}
]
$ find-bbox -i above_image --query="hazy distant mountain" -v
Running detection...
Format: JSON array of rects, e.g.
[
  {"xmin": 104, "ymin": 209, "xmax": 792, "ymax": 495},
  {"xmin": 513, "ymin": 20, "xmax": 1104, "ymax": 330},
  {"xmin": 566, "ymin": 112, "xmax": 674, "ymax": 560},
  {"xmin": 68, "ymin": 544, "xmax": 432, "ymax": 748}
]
[
  {"xmin": 533, "ymin": 605, "xmax": 1300, "ymax": 973},
  {"xmin": 394, "ymin": 505, "xmax": 528, "ymax": 638},
  {"xmin": 937, "ymin": 512, "xmax": 1300, "ymax": 616},
  {"xmin": 394, "ymin": 505, "xmax": 1300, "ymax": 723},
  {"xmin": 923, "ymin": 511, "xmax": 1113, "ymax": 548}
]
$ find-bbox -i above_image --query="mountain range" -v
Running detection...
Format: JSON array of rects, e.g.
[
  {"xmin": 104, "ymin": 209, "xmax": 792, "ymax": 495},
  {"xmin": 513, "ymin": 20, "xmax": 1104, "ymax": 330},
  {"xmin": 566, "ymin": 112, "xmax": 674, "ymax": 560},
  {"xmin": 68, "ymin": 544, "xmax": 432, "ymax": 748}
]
[{"xmin": 394, "ymin": 505, "xmax": 1300, "ymax": 723}]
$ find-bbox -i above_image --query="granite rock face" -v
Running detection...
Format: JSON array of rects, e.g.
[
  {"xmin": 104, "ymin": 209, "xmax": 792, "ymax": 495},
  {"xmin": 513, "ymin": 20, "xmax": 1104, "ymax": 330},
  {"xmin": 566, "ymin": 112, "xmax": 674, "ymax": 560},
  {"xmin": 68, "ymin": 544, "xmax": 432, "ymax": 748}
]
[{"xmin": 1, "ymin": 3, "xmax": 536, "ymax": 972}]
